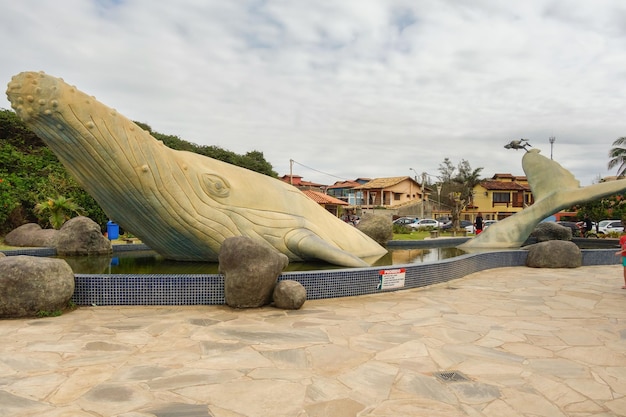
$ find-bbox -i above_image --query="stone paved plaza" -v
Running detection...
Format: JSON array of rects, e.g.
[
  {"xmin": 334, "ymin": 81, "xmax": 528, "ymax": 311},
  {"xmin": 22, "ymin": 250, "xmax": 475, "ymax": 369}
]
[{"xmin": 1, "ymin": 265, "xmax": 625, "ymax": 416}]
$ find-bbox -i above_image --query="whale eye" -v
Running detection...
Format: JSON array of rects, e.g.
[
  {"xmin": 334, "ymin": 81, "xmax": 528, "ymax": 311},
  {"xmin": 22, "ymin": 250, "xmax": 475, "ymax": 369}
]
[{"xmin": 200, "ymin": 173, "xmax": 230, "ymax": 198}]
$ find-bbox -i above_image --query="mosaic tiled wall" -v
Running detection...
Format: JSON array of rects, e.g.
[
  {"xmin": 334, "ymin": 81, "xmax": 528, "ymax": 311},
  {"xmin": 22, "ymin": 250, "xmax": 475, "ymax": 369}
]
[
  {"xmin": 70, "ymin": 249, "xmax": 617, "ymax": 306},
  {"xmin": 1, "ymin": 246, "xmax": 620, "ymax": 306}
]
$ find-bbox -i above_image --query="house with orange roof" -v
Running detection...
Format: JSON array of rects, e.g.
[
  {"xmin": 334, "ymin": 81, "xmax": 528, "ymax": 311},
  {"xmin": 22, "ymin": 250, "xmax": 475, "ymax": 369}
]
[
  {"xmin": 354, "ymin": 176, "xmax": 426, "ymax": 208},
  {"xmin": 466, "ymin": 173, "xmax": 534, "ymax": 221},
  {"xmin": 279, "ymin": 174, "xmax": 325, "ymax": 191},
  {"xmin": 326, "ymin": 178, "xmax": 371, "ymax": 206},
  {"xmin": 300, "ymin": 190, "xmax": 348, "ymax": 217}
]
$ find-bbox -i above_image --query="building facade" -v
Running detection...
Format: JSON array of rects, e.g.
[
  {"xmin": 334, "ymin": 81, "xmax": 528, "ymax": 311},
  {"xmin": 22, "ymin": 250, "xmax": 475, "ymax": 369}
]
[{"xmin": 464, "ymin": 173, "xmax": 534, "ymax": 221}]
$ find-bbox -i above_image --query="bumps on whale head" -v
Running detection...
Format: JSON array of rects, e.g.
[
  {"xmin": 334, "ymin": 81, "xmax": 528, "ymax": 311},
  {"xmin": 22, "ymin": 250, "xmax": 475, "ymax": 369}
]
[{"xmin": 7, "ymin": 72, "xmax": 54, "ymax": 122}]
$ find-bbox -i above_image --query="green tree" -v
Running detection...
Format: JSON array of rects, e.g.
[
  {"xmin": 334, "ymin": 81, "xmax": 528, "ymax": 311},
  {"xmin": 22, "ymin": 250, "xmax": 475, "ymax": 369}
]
[
  {"xmin": 436, "ymin": 158, "xmax": 484, "ymax": 227},
  {"xmin": 0, "ymin": 175, "xmax": 22, "ymax": 228},
  {"xmin": 608, "ymin": 137, "xmax": 626, "ymax": 177},
  {"xmin": 0, "ymin": 110, "xmax": 109, "ymax": 233},
  {"xmin": 571, "ymin": 193, "xmax": 626, "ymax": 228},
  {"xmin": 150, "ymin": 130, "xmax": 278, "ymax": 177},
  {"xmin": 34, "ymin": 195, "xmax": 85, "ymax": 229},
  {"xmin": 455, "ymin": 159, "xmax": 483, "ymax": 207},
  {"xmin": 438, "ymin": 158, "xmax": 456, "ymax": 184},
  {"xmin": 238, "ymin": 150, "xmax": 278, "ymax": 177}
]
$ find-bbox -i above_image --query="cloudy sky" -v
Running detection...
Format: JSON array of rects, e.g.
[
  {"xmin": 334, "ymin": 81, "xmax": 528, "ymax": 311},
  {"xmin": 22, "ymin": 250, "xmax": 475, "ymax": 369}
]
[{"xmin": 2, "ymin": 0, "xmax": 625, "ymax": 186}]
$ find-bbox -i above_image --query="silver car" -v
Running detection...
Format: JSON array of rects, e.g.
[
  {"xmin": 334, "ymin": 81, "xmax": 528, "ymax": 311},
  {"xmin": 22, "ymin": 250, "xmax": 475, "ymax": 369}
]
[
  {"xmin": 408, "ymin": 218, "xmax": 440, "ymax": 229},
  {"xmin": 597, "ymin": 220, "xmax": 624, "ymax": 235}
]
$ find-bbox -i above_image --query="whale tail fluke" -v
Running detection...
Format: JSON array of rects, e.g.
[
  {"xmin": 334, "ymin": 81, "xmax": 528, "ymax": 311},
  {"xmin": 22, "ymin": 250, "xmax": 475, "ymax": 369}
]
[{"xmin": 523, "ymin": 149, "xmax": 580, "ymax": 200}]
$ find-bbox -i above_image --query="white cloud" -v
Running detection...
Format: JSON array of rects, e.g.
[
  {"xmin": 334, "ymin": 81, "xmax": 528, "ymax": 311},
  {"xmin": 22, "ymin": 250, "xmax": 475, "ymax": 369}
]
[{"xmin": 1, "ymin": 0, "xmax": 625, "ymax": 186}]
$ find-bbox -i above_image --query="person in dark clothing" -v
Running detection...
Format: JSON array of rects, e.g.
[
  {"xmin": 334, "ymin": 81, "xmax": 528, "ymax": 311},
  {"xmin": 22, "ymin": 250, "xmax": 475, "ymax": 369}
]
[
  {"xmin": 577, "ymin": 214, "xmax": 593, "ymax": 237},
  {"xmin": 584, "ymin": 215, "xmax": 593, "ymax": 232},
  {"xmin": 475, "ymin": 213, "xmax": 484, "ymax": 234}
]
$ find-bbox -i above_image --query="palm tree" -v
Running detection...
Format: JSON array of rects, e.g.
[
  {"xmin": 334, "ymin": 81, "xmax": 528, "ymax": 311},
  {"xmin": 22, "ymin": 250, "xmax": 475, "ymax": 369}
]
[
  {"xmin": 455, "ymin": 160, "xmax": 484, "ymax": 206},
  {"xmin": 34, "ymin": 195, "xmax": 85, "ymax": 229},
  {"xmin": 608, "ymin": 137, "xmax": 626, "ymax": 177}
]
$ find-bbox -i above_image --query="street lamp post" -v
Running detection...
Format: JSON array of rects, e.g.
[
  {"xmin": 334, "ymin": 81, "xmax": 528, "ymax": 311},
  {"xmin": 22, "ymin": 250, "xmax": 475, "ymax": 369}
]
[
  {"xmin": 409, "ymin": 168, "xmax": 424, "ymax": 218},
  {"xmin": 549, "ymin": 136, "xmax": 556, "ymax": 160}
]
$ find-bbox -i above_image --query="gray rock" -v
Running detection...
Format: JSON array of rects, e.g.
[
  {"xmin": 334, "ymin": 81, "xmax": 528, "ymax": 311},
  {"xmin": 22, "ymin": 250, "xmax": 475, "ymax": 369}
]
[
  {"xmin": 4, "ymin": 223, "xmax": 59, "ymax": 247},
  {"xmin": 525, "ymin": 240, "xmax": 581, "ymax": 268},
  {"xmin": 56, "ymin": 216, "xmax": 112, "ymax": 256},
  {"xmin": 273, "ymin": 280, "xmax": 307, "ymax": 310},
  {"xmin": 219, "ymin": 236, "xmax": 289, "ymax": 308},
  {"xmin": 356, "ymin": 214, "xmax": 392, "ymax": 246},
  {"xmin": 530, "ymin": 222, "xmax": 572, "ymax": 242},
  {"xmin": 0, "ymin": 255, "xmax": 75, "ymax": 318}
]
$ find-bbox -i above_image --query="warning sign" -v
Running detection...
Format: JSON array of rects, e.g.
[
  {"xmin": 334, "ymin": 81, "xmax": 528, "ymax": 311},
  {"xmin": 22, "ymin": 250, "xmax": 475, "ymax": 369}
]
[{"xmin": 377, "ymin": 268, "xmax": 406, "ymax": 290}]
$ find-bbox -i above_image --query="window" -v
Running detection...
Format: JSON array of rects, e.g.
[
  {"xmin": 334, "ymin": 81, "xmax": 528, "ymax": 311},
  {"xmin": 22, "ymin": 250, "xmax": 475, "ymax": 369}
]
[
  {"xmin": 493, "ymin": 192, "xmax": 510, "ymax": 203},
  {"xmin": 525, "ymin": 193, "xmax": 533, "ymax": 204}
]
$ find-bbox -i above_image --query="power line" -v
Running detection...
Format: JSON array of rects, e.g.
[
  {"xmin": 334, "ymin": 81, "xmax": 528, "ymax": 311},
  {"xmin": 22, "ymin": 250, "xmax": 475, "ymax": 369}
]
[{"xmin": 290, "ymin": 159, "xmax": 349, "ymax": 181}]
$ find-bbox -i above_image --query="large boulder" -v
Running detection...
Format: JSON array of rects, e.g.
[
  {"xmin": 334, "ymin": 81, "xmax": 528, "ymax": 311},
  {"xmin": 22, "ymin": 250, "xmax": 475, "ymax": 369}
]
[
  {"xmin": 356, "ymin": 214, "xmax": 392, "ymax": 246},
  {"xmin": 219, "ymin": 236, "xmax": 289, "ymax": 308},
  {"xmin": 0, "ymin": 255, "xmax": 75, "ymax": 318},
  {"xmin": 4, "ymin": 223, "xmax": 59, "ymax": 247},
  {"xmin": 56, "ymin": 216, "xmax": 112, "ymax": 256},
  {"xmin": 530, "ymin": 222, "xmax": 572, "ymax": 242},
  {"xmin": 525, "ymin": 240, "xmax": 582, "ymax": 268},
  {"xmin": 273, "ymin": 280, "xmax": 307, "ymax": 310}
]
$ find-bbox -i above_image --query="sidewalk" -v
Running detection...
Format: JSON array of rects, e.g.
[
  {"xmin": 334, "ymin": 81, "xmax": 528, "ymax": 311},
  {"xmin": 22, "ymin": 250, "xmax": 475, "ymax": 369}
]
[{"xmin": 1, "ymin": 265, "xmax": 625, "ymax": 416}]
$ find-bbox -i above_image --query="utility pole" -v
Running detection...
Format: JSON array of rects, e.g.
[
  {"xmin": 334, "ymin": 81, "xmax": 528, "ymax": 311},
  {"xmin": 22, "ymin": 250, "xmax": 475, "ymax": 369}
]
[
  {"xmin": 421, "ymin": 172, "xmax": 426, "ymax": 219},
  {"xmin": 549, "ymin": 136, "xmax": 556, "ymax": 160},
  {"xmin": 289, "ymin": 159, "xmax": 293, "ymax": 185}
]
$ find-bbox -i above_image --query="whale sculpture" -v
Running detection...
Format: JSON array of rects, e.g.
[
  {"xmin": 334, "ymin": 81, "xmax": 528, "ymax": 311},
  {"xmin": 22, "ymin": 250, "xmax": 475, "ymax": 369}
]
[
  {"xmin": 461, "ymin": 148, "xmax": 626, "ymax": 249},
  {"xmin": 6, "ymin": 71, "xmax": 387, "ymax": 267}
]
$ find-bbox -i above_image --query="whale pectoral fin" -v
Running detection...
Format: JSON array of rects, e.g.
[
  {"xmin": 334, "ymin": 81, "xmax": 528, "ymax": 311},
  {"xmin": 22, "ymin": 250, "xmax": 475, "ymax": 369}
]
[{"xmin": 285, "ymin": 229, "xmax": 370, "ymax": 268}]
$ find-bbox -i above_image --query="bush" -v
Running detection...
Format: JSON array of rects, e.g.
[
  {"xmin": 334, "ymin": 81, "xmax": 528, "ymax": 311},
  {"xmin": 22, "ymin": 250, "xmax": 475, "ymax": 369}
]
[
  {"xmin": 392, "ymin": 224, "xmax": 412, "ymax": 234},
  {"xmin": 0, "ymin": 176, "xmax": 21, "ymax": 230}
]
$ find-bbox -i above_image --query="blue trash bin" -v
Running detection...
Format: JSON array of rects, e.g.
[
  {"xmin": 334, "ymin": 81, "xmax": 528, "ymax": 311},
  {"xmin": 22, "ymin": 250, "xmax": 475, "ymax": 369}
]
[{"xmin": 106, "ymin": 221, "xmax": 119, "ymax": 240}]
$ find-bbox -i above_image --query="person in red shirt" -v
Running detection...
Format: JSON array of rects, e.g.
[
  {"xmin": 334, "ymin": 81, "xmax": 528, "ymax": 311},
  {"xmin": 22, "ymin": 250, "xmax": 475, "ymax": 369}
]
[{"xmin": 615, "ymin": 223, "xmax": 626, "ymax": 289}]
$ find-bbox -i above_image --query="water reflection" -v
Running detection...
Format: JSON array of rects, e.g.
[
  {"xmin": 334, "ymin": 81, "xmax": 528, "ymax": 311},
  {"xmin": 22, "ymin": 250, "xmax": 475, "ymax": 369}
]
[
  {"xmin": 374, "ymin": 246, "xmax": 466, "ymax": 266},
  {"xmin": 59, "ymin": 246, "xmax": 467, "ymax": 275}
]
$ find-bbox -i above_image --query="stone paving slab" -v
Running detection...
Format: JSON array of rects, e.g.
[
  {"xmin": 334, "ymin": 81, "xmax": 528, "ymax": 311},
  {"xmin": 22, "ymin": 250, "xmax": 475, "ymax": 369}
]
[{"xmin": 1, "ymin": 265, "xmax": 625, "ymax": 416}]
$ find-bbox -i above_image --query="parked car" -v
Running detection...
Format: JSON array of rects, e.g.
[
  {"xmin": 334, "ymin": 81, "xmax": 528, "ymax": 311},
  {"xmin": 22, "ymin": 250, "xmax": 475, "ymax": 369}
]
[
  {"xmin": 556, "ymin": 221, "xmax": 579, "ymax": 235},
  {"xmin": 408, "ymin": 218, "xmax": 440, "ymax": 229},
  {"xmin": 438, "ymin": 220, "xmax": 452, "ymax": 229},
  {"xmin": 393, "ymin": 217, "xmax": 418, "ymax": 226},
  {"xmin": 483, "ymin": 220, "xmax": 498, "ymax": 229},
  {"xmin": 440, "ymin": 220, "xmax": 474, "ymax": 233},
  {"xmin": 436, "ymin": 217, "xmax": 451, "ymax": 227},
  {"xmin": 461, "ymin": 220, "xmax": 475, "ymax": 234},
  {"xmin": 597, "ymin": 220, "xmax": 624, "ymax": 235}
]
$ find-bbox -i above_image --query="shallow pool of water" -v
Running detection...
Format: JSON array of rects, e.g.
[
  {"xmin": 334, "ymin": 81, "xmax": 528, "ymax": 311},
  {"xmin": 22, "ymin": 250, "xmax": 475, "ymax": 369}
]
[{"xmin": 60, "ymin": 246, "xmax": 467, "ymax": 274}]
